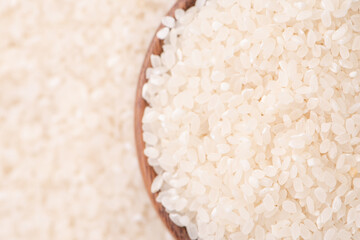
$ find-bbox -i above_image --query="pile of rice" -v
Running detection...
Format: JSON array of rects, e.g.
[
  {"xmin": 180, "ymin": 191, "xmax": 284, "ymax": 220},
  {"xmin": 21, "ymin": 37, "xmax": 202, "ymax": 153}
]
[
  {"xmin": 143, "ymin": 0, "xmax": 360, "ymax": 239},
  {"xmin": 0, "ymin": 0, "xmax": 174, "ymax": 239}
]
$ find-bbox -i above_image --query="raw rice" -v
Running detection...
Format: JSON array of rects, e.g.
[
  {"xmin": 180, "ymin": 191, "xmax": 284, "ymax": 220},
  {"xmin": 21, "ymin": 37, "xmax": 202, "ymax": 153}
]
[
  {"xmin": 0, "ymin": 0, "xmax": 175, "ymax": 239},
  {"xmin": 143, "ymin": 0, "xmax": 360, "ymax": 239}
]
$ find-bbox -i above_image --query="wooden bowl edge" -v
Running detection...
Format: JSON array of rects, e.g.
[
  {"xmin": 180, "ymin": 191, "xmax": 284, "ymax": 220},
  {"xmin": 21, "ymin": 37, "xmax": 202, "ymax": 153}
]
[{"xmin": 134, "ymin": 1, "xmax": 196, "ymax": 240}]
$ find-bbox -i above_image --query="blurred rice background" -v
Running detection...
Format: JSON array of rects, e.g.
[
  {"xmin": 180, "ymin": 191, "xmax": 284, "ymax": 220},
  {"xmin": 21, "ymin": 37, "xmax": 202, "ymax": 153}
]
[{"xmin": 0, "ymin": 0, "xmax": 174, "ymax": 239}]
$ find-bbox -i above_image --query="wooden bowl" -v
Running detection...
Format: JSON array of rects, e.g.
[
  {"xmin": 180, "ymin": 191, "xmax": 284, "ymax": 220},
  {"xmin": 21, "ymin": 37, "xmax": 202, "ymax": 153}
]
[{"xmin": 134, "ymin": 0, "xmax": 196, "ymax": 239}]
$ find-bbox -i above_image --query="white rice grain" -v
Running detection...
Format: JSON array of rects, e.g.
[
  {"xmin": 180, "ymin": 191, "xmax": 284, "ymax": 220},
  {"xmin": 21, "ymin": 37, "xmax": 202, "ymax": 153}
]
[{"xmin": 144, "ymin": 0, "xmax": 360, "ymax": 238}]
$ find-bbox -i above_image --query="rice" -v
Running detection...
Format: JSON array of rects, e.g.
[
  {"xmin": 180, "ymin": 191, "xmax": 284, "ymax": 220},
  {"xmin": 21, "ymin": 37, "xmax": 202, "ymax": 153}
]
[
  {"xmin": 0, "ymin": 0, "xmax": 175, "ymax": 239},
  {"xmin": 143, "ymin": 0, "xmax": 360, "ymax": 239}
]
